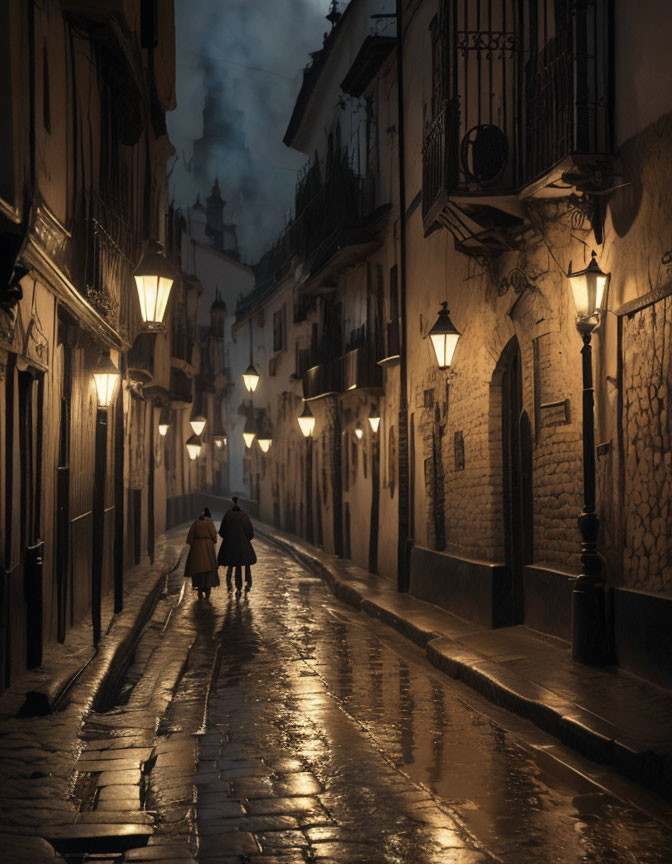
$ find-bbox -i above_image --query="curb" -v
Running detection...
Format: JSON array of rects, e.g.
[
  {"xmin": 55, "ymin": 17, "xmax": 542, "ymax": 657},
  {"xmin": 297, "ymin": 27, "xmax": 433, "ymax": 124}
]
[{"xmin": 256, "ymin": 524, "xmax": 672, "ymax": 801}]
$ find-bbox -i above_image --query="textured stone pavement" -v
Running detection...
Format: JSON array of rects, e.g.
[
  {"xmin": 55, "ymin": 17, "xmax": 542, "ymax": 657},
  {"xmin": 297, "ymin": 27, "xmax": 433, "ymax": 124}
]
[{"xmin": 4, "ymin": 532, "xmax": 672, "ymax": 863}]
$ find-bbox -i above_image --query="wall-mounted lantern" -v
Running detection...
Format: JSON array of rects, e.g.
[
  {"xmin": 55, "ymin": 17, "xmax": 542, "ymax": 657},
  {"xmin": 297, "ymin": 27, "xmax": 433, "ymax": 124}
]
[
  {"xmin": 93, "ymin": 351, "xmax": 120, "ymax": 408},
  {"xmin": 428, "ymin": 302, "xmax": 461, "ymax": 369},
  {"xmin": 567, "ymin": 250, "xmax": 609, "ymax": 324},
  {"xmin": 368, "ymin": 404, "xmax": 380, "ymax": 434},
  {"xmin": 133, "ymin": 243, "xmax": 175, "ymax": 329},
  {"xmin": 297, "ymin": 403, "xmax": 315, "ymax": 438},
  {"xmin": 258, "ymin": 436, "xmax": 272, "ymax": 453},
  {"xmin": 213, "ymin": 430, "xmax": 228, "ymax": 449},
  {"xmin": 186, "ymin": 434, "xmax": 202, "ymax": 461},
  {"xmin": 242, "ymin": 362, "xmax": 260, "ymax": 393},
  {"xmin": 354, "ymin": 421, "xmax": 364, "ymax": 441}
]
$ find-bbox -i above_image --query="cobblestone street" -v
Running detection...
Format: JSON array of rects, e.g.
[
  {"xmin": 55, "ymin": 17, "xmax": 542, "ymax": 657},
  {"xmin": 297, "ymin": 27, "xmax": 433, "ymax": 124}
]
[{"xmin": 22, "ymin": 533, "xmax": 668, "ymax": 864}]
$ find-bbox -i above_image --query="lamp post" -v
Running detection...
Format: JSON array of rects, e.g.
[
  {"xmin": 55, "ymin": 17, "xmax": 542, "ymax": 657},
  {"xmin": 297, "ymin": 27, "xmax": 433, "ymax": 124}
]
[
  {"xmin": 297, "ymin": 402, "xmax": 315, "ymax": 543},
  {"xmin": 567, "ymin": 251, "xmax": 609, "ymax": 665},
  {"xmin": 133, "ymin": 242, "xmax": 175, "ymax": 329}
]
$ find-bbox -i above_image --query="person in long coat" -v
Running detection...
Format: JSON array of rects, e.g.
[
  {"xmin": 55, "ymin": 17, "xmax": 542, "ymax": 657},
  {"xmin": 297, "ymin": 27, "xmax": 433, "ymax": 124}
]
[
  {"xmin": 218, "ymin": 497, "xmax": 256, "ymax": 595},
  {"xmin": 185, "ymin": 508, "xmax": 219, "ymax": 599}
]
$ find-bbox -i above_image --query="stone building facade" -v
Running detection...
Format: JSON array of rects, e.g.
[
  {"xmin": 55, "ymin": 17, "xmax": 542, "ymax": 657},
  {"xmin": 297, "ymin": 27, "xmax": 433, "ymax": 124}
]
[
  {"xmin": 0, "ymin": 0, "xmax": 204, "ymax": 691},
  {"xmin": 231, "ymin": 0, "xmax": 672, "ymax": 688}
]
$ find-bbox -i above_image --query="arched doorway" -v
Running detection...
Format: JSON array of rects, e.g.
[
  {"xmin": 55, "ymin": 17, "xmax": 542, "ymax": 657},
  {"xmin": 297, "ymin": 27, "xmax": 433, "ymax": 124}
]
[{"xmin": 499, "ymin": 337, "xmax": 533, "ymax": 625}]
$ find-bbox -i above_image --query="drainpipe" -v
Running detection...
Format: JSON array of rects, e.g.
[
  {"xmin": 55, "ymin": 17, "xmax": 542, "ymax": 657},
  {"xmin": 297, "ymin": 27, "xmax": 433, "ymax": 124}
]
[{"xmin": 395, "ymin": 0, "xmax": 411, "ymax": 593}]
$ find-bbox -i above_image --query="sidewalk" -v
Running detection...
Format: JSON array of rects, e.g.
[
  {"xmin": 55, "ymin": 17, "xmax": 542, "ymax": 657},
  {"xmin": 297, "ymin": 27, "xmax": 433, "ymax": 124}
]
[
  {"xmin": 0, "ymin": 530, "xmax": 186, "ymax": 862},
  {"xmin": 255, "ymin": 520, "xmax": 672, "ymax": 802}
]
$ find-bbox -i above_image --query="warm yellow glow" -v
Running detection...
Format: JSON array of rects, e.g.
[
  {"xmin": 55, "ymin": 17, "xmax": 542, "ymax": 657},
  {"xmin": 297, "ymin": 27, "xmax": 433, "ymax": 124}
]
[
  {"xmin": 355, "ymin": 423, "xmax": 363, "ymax": 440},
  {"xmin": 258, "ymin": 438, "xmax": 272, "ymax": 453},
  {"xmin": 568, "ymin": 252, "xmax": 609, "ymax": 320},
  {"xmin": 429, "ymin": 331, "xmax": 460, "ymax": 369},
  {"xmin": 242, "ymin": 362, "xmax": 260, "ymax": 393},
  {"xmin": 243, "ymin": 431, "xmax": 256, "ymax": 448},
  {"xmin": 93, "ymin": 371, "xmax": 119, "ymax": 408},
  {"xmin": 134, "ymin": 274, "xmax": 173, "ymax": 326},
  {"xmin": 214, "ymin": 438, "xmax": 223, "ymax": 449},
  {"xmin": 190, "ymin": 417, "xmax": 206, "ymax": 436},
  {"xmin": 298, "ymin": 404, "xmax": 316, "ymax": 438},
  {"xmin": 368, "ymin": 416, "xmax": 380, "ymax": 434},
  {"xmin": 158, "ymin": 423, "xmax": 169, "ymax": 437},
  {"xmin": 187, "ymin": 435, "xmax": 201, "ymax": 462}
]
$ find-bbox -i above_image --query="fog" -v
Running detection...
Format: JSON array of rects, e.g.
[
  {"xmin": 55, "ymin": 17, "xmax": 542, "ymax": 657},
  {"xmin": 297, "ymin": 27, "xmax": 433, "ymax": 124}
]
[{"xmin": 167, "ymin": 0, "xmax": 346, "ymax": 264}]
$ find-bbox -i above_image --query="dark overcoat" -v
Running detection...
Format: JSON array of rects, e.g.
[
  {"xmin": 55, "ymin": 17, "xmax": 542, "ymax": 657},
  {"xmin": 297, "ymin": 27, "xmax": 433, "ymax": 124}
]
[
  {"xmin": 217, "ymin": 506, "xmax": 257, "ymax": 566},
  {"xmin": 185, "ymin": 517, "xmax": 218, "ymax": 577}
]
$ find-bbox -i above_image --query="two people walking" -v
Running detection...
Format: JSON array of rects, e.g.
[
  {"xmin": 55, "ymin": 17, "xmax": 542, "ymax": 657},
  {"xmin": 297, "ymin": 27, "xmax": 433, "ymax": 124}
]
[{"xmin": 184, "ymin": 498, "xmax": 256, "ymax": 600}]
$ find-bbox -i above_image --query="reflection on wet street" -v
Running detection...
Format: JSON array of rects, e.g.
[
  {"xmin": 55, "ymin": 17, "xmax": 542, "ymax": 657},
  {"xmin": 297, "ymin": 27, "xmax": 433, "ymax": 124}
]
[{"xmin": 191, "ymin": 539, "xmax": 672, "ymax": 862}]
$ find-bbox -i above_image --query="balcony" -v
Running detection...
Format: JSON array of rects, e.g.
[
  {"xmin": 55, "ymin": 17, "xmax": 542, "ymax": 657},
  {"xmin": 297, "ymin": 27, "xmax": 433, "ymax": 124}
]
[
  {"xmin": 378, "ymin": 319, "xmax": 401, "ymax": 364},
  {"xmin": 340, "ymin": 346, "xmax": 382, "ymax": 392},
  {"xmin": 422, "ymin": 0, "xmax": 613, "ymax": 251},
  {"xmin": 303, "ymin": 363, "xmax": 341, "ymax": 401}
]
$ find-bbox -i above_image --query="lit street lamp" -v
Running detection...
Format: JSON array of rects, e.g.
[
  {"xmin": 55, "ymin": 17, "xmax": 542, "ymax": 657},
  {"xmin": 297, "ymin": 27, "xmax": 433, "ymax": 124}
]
[
  {"xmin": 297, "ymin": 403, "xmax": 315, "ymax": 438},
  {"xmin": 158, "ymin": 407, "xmax": 170, "ymax": 437},
  {"xmin": 243, "ymin": 412, "xmax": 256, "ymax": 449},
  {"xmin": 567, "ymin": 250, "xmax": 610, "ymax": 665},
  {"xmin": 190, "ymin": 413, "xmax": 206, "ymax": 437},
  {"xmin": 133, "ymin": 243, "xmax": 175, "ymax": 329},
  {"xmin": 186, "ymin": 434, "xmax": 202, "ymax": 461},
  {"xmin": 92, "ymin": 351, "xmax": 120, "ymax": 408},
  {"xmin": 354, "ymin": 421, "xmax": 364, "ymax": 441},
  {"xmin": 213, "ymin": 430, "xmax": 228, "ymax": 449},
  {"xmin": 258, "ymin": 436, "xmax": 272, "ymax": 453},
  {"xmin": 368, "ymin": 404, "xmax": 380, "ymax": 434},
  {"xmin": 428, "ymin": 302, "xmax": 461, "ymax": 369},
  {"xmin": 242, "ymin": 362, "xmax": 260, "ymax": 393}
]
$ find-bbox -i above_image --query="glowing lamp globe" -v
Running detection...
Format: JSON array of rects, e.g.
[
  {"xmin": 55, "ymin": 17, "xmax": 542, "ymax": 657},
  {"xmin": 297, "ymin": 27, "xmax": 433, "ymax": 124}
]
[
  {"xmin": 158, "ymin": 423, "xmax": 169, "ymax": 437},
  {"xmin": 258, "ymin": 437, "xmax": 272, "ymax": 453},
  {"xmin": 190, "ymin": 415, "xmax": 206, "ymax": 437},
  {"xmin": 158, "ymin": 407, "xmax": 170, "ymax": 437},
  {"xmin": 368, "ymin": 406, "xmax": 381, "ymax": 434},
  {"xmin": 133, "ymin": 244, "xmax": 174, "ymax": 328},
  {"xmin": 355, "ymin": 421, "xmax": 364, "ymax": 441},
  {"xmin": 242, "ymin": 362, "xmax": 260, "ymax": 393},
  {"xmin": 428, "ymin": 302, "xmax": 461, "ymax": 369},
  {"xmin": 297, "ymin": 403, "xmax": 315, "ymax": 438},
  {"xmin": 213, "ymin": 432, "xmax": 228, "ymax": 449},
  {"xmin": 93, "ymin": 352, "xmax": 120, "ymax": 408},
  {"xmin": 243, "ymin": 431, "xmax": 256, "ymax": 449},
  {"xmin": 567, "ymin": 251, "xmax": 609, "ymax": 321},
  {"xmin": 186, "ymin": 434, "xmax": 202, "ymax": 461}
]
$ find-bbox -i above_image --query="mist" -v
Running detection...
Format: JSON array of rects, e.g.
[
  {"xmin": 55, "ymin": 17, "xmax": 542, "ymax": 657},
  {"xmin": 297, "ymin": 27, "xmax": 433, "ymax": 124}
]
[{"xmin": 167, "ymin": 0, "xmax": 345, "ymax": 265}]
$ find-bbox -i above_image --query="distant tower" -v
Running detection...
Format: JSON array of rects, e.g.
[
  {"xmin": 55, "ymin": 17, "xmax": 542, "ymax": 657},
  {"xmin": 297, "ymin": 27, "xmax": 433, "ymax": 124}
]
[
  {"xmin": 210, "ymin": 289, "xmax": 227, "ymax": 339},
  {"xmin": 206, "ymin": 179, "xmax": 225, "ymax": 251}
]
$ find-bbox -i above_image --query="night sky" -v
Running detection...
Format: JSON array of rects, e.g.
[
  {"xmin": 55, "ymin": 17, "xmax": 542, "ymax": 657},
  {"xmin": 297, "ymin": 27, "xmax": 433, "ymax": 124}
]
[{"xmin": 167, "ymin": 0, "xmax": 342, "ymax": 263}]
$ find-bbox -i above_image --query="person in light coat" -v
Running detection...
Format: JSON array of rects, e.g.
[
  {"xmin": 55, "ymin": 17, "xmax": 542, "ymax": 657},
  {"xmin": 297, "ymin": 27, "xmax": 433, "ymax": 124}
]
[
  {"xmin": 217, "ymin": 497, "xmax": 256, "ymax": 595},
  {"xmin": 185, "ymin": 507, "xmax": 219, "ymax": 600}
]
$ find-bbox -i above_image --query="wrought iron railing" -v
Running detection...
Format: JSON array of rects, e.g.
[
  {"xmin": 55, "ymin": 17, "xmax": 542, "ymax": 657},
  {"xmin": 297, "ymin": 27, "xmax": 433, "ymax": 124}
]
[{"xmin": 422, "ymin": 99, "xmax": 459, "ymax": 219}]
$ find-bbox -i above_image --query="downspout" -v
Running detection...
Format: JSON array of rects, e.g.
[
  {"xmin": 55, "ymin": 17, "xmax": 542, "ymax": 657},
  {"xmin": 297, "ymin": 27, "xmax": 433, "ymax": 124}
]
[{"xmin": 395, "ymin": 0, "xmax": 411, "ymax": 592}]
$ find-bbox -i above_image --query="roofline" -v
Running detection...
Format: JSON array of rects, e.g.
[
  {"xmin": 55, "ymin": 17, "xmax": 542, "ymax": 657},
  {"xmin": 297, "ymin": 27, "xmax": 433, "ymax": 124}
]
[
  {"xmin": 283, "ymin": 1, "xmax": 359, "ymax": 150},
  {"xmin": 188, "ymin": 237, "xmax": 254, "ymax": 276}
]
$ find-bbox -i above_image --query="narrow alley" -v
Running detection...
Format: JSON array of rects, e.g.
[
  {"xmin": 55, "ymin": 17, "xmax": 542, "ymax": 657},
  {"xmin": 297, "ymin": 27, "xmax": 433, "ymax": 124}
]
[{"xmin": 28, "ymin": 526, "xmax": 671, "ymax": 863}]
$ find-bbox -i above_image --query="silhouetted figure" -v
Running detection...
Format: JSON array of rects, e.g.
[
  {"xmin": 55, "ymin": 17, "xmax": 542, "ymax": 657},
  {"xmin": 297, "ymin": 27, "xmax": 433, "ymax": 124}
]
[
  {"xmin": 185, "ymin": 507, "xmax": 219, "ymax": 600},
  {"xmin": 218, "ymin": 497, "xmax": 256, "ymax": 596}
]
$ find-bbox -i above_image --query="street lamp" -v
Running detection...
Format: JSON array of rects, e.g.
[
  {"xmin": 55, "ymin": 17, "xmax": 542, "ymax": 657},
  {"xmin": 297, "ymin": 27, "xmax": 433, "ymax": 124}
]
[
  {"xmin": 186, "ymin": 434, "xmax": 202, "ymax": 461},
  {"xmin": 243, "ymin": 412, "xmax": 256, "ymax": 449},
  {"xmin": 242, "ymin": 362, "xmax": 260, "ymax": 393},
  {"xmin": 297, "ymin": 403, "xmax": 315, "ymax": 438},
  {"xmin": 133, "ymin": 243, "xmax": 175, "ymax": 329},
  {"xmin": 354, "ymin": 421, "xmax": 364, "ymax": 441},
  {"xmin": 257, "ymin": 436, "xmax": 272, "ymax": 453},
  {"xmin": 92, "ymin": 351, "xmax": 120, "ymax": 408},
  {"xmin": 428, "ymin": 302, "xmax": 461, "ymax": 369},
  {"xmin": 190, "ymin": 413, "xmax": 206, "ymax": 437},
  {"xmin": 158, "ymin": 407, "xmax": 170, "ymax": 437},
  {"xmin": 213, "ymin": 430, "xmax": 228, "ymax": 449},
  {"xmin": 368, "ymin": 404, "xmax": 380, "ymax": 434},
  {"xmin": 567, "ymin": 250, "xmax": 609, "ymax": 665},
  {"xmin": 568, "ymin": 251, "xmax": 609, "ymax": 323}
]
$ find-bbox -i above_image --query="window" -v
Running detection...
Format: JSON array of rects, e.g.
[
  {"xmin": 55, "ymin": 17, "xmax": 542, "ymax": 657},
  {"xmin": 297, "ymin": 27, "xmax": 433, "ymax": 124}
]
[{"xmin": 273, "ymin": 304, "xmax": 287, "ymax": 353}]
